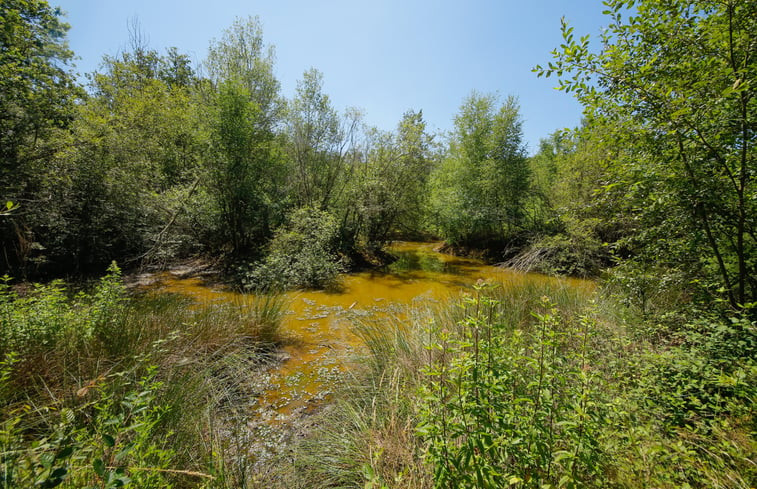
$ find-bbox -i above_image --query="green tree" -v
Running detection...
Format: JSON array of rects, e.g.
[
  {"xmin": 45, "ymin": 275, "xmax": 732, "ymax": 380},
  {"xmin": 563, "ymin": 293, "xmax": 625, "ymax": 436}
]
[
  {"xmin": 286, "ymin": 68, "xmax": 361, "ymax": 211},
  {"xmin": 430, "ymin": 93, "xmax": 530, "ymax": 248},
  {"xmin": 0, "ymin": 0, "xmax": 80, "ymax": 185},
  {"xmin": 520, "ymin": 123, "xmax": 620, "ymax": 277},
  {"xmin": 528, "ymin": 130, "xmax": 568, "ymax": 216},
  {"xmin": 531, "ymin": 124, "xmax": 615, "ymax": 227},
  {"xmin": 0, "ymin": 0, "xmax": 81, "ymax": 273},
  {"xmin": 207, "ymin": 80, "xmax": 284, "ymax": 257},
  {"xmin": 537, "ymin": 0, "xmax": 756, "ymax": 309},
  {"xmin": 160, "ymin": 47, "xmax": 195, "ymax": 88},
  {"xmin": 348, "ymin": 110, "xmax": 434, "ymax": 247},
  {"xmin": 394, "ymin": 109, "xmax": 435, "ymax": 234},
  {"xmin": 205, "ymin": 16, "xmax": 280, "ymax": 128},
  {"xmin": 47, "ymin": 47, "xmax": 203, "ymax": 272},
  {"xmin": 201, "ymin": 17, "xmax": 286, "ymax": 259}
]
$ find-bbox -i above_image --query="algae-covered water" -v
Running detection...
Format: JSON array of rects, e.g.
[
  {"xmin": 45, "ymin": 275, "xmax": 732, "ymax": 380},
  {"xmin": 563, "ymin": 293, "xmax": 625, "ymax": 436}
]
[{"xmin": 149, "ymin": 242, "xmax": 592, "ymax": 424}]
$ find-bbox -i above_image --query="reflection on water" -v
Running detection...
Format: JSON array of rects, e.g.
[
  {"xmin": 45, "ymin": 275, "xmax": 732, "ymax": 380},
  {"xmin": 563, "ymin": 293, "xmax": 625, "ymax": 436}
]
[{"xmin": 149, "ymin": 242, "xmax": 593, "ymax": 422}]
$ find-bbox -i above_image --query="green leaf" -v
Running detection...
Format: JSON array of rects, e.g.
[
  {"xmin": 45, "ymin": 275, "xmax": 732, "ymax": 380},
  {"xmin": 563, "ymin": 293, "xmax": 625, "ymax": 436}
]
[
  {"xmin": 93, "ymin": 458, "xmax": 105, "ymax": 477},
  {"xmin": 114, "ymin": 442, "xmax": 135, "ymax": 461},
  {"xmin": 56, "ymin": 446, "xmax": 74, "ymax": 459}
]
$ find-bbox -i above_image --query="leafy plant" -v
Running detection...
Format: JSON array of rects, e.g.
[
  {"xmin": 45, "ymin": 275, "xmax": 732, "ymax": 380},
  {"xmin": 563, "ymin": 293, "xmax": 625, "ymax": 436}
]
[
  {"xmin": 243, "ymin": 207, "xmax": 346, "ymax": 290},
  {"xmin": 1, "ymin": 362, "xmax": 177, "ymax": 489},
  {"xmin": 418, "ymin": 285, "xmax": 605, "ymax": 488}
]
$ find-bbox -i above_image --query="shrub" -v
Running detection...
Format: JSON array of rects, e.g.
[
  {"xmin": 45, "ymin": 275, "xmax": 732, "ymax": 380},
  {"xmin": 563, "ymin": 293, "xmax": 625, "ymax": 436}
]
[
  {"xmin": 1, "ymin": 359, "xmax": 178, "ymax": 489},
  {"xmin": 0, "ymin": 265, "xmax": 286, "ymax": 488},
  {"xmin": 243, "ymin": 207, "xmax": 346, "ymax": 290},
  {"xmin": 601, "ymin": 310, "xmax": 757, "ymax": 488},
  {"xmin": 504, "ymin": 220, "xmax": 610, "ymax": 278},
  {"xmin": 418, "ymin": 287, "xmax": 605, "ymax": 488},
  {"xmin": 0, "ymin": 262, "xmax": 125, "ymax": 363}
]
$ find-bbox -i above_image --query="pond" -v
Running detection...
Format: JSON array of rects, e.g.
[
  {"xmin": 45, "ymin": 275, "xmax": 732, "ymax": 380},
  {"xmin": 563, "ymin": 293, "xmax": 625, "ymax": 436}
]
[{"xmin": 148, "ymin": 242, "xmax": 593, "ymax": 424}]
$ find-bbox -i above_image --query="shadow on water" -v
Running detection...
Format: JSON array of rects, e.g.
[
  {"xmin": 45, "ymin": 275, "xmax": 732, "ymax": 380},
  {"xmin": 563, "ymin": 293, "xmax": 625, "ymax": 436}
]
[{"xmin": 361, "ymin": 243, "xmax": 483, "ymax": 286}]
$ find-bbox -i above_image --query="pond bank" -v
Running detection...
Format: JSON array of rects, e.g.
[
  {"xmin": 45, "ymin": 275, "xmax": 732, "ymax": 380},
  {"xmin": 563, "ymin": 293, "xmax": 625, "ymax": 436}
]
[{"xmin": 138, "ymin": 242, "xmax": 594, "ymax": 462}]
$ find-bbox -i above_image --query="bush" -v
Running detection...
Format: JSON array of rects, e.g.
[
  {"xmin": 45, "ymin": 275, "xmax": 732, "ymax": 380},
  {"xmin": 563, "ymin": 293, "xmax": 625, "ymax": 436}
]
[
  {"xmin": 242, "ymin": 207, "xmax": 346, "ymax": 290},
  {"xmin": 601, "ymin": 310, "xmax": 757, "ymax": 488},
  {"xmin": 0, "ymin": 361, "xmax": 179, "ymax": 489},
  {"xmin": 418, "ymin": 288, "xmax": 605, "ymax": 488},
  {"xmin": 504, "ymin": 219, "xmax": 610, "ymax": 278},
  {"xmin": 0, "ymin": 262, "xmax": 125, "ymax": 363}
]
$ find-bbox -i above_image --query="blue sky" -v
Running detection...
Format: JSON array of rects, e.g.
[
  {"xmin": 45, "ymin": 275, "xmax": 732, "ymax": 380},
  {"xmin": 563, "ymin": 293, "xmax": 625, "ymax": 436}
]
[{"xmin": 54, "ymin": 1, "xmax": 609, "ymax": 153}]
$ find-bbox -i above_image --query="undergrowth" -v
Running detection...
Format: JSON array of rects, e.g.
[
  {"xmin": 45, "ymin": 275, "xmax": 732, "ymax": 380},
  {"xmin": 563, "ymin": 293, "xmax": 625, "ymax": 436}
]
[
  {"xmin": 274, "ymin": 279, "xmax": 755, "ymax": 488},
  {"xmin": 0, "ymin": 264, "xmax": 285, "ymax": 488},
  {"xmin": 2, "ymin": 264, "xmax": 754, "ymax": 488}
]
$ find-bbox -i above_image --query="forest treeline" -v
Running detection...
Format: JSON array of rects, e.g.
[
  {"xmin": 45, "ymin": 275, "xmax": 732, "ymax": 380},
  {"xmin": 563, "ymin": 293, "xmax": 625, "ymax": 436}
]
[
  {"xmin": 2, "ymin": 4, "xmax": 517, "ymax": 288},
  {"xmin": 2, "ymin": 1, "xmax": 755, "ymax": 311},
  {"xmin": 2, "ymin": 6, "xmax": 435, "ymax": 286}
]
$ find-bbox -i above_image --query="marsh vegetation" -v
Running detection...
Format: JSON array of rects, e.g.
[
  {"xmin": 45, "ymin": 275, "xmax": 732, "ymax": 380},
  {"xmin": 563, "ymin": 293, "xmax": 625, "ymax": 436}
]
[{"xmin": 1, "ymin": 0, "xmax": 755, "ymax": 487}]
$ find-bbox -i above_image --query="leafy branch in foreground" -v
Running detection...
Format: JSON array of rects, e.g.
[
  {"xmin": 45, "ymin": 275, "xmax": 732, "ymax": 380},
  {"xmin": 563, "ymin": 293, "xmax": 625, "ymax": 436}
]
[
  {"xmin": 418, "ymin": 285, "xmax": 604, "ymax": 488},
  {"xmin": 535, "ymin": 0, "xmax": 756, "ymax": 310}
]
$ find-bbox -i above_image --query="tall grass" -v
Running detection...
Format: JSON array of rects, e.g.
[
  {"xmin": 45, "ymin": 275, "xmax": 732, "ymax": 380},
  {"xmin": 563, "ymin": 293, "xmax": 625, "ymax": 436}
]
[
  {"xmin": 271, "ymin": 278, "xmax": 755, "ymax": 488},
  {"xmin": 273, "ymin": 279, "xmax": 594, "ymax": 488},
  {"xmin": 0, "ymin": 264, "xmax": 286, "ymax": 488},
  {"xmin": 3, "ymin": 266, "xmax": 753, "ymax": 487},
  {"xmin": 267, "ymin": 308, "xmax": 432, "ymax": 489}
]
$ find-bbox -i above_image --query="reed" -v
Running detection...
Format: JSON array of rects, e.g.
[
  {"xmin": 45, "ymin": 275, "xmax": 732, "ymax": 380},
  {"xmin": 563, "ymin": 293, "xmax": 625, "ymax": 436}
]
[{"xmin": 269, "ymin": 278, "xmax": 755, "ymax": 488}]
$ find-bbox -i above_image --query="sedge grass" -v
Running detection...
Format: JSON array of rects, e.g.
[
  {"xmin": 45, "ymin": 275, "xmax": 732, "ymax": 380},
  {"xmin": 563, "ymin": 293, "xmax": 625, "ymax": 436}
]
[
  {"xmin": 0, "ymin": 267, "xmax": 287, "ymax": 488},
  {"xmin": 266, "ymin": 278, "xmax": 754, "ymax": 488}
]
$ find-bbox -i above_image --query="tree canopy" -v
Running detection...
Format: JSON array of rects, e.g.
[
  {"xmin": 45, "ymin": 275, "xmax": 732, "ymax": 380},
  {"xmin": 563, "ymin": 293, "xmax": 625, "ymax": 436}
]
[{"xmin": 537, "ymin": 0, "xmax": 756, "ymax": 308}]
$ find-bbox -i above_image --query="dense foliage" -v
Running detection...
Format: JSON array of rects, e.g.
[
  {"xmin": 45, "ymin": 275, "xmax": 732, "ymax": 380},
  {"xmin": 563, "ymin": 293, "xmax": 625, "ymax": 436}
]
[
  {"xmin": 1, "ymin": 0, "xmax": 755, "ymax": 487},
  {"xmin": 0, "ymin": 8, "xmax": 434, "ymax": 281},
  {"xmin": 309, "ymin": 283, "xmax": 754, "ymax": 489},
  {"xmin": 429, "ymin": 93, "xmax": 530, "ymax": 250},
  {"xmin": 536, "ymin": 0, "xmax": 756, "ymax": 309},
  {"xmin": 0, "ymin": 0, "xmax": 82, "ymax": 274},
  {"xmin": 242, "ymin": 207, "xmax": 346, "ymax": 290},
  {"xmin": 0, "ymin": 266, "xmax": 285, "ymax": 488}
]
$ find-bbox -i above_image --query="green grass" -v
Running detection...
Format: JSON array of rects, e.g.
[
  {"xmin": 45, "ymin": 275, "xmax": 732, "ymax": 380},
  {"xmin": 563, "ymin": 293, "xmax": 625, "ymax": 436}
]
[
  {"xmin": 269, "ymin": 279, "xmax": 755, "ymax": 488},
  {"xmin": 2, "ymin": 267, "xmax": 753, "ymax": 488},
  {"xmin": 0, "ymin": 264, "xmax": 286, "ymax": 488}
]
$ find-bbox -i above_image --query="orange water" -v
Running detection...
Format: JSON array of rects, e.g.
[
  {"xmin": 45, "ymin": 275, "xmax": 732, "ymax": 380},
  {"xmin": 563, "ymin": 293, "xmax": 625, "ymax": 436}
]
[{"xmin": 149, "ymin": 242, "xmax": 593, "ymax": 421}]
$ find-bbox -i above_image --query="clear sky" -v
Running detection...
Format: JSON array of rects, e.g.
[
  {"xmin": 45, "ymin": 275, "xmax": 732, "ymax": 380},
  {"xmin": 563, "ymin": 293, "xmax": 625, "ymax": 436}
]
[{"xmin": 53, "ymin": 0, "xmax": 609, "ymax": 153}]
